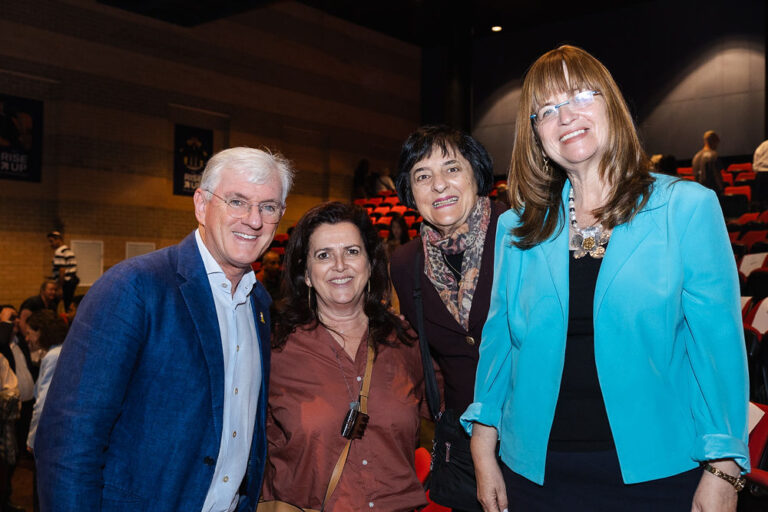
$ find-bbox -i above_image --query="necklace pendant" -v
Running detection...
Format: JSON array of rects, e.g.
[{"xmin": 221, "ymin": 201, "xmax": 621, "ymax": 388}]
[
  {"xmin": 590, "ymin": 245, "xmax": 606, "ymax": 258},
  {"xmin": 568, "ymin": 187, "xmax": 610, "ymax": 260}
]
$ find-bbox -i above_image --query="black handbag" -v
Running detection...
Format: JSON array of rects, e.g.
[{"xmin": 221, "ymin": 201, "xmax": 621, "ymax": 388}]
[{"xmin": 413, "ymin": 250, "xmax": 484, "ymax": 511}]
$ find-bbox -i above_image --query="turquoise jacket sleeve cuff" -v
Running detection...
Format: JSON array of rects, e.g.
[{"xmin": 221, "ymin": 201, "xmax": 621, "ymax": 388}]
[
  {"xmin": 460, "ymin": 402, "xmax": 501, "ymax": 436},
  {"xmin": 693, "ymin": 433, "xmax": 750, "ymax": 474}
]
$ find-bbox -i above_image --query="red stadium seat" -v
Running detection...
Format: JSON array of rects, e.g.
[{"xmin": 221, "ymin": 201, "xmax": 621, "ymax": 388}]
[
  {"xmin": 722, "ymin": 171, "xmax": 734, "ymax": 187},
  {"xmin": 677, "ymin": 166, "xmax": 694, "ymax": 175},
  {"xmin": 390, "ymin": 205, "xmax": 408, "ymax": 216},
  {"xmin": 415, "ymin": 447, "xmax": 431, "ymax": 484},
  {"xmin": 737, "ymin": 172, "xmax": 757, "ymax": 183},
  {"xmin": 740, "ymin": 231, "xmax": 768, "ymax": 251},
  {"xmin": 746, "ymin": 402, "xmax": 768, "ymax": 490},
  {"xmin": 739, "ymin": 253, "xmax": 768, "ymax": 278},
  {"xmin": 373, "ymin": 206, "xmax": 391, "ymax": 216},
  {"xmin": 746, "ymin": 278, "xmax": 768, "ymax": 315},
  {"xmin": 415, "ymin": 448, "xmax": 452, "ymax": 512},
  {"xmin": 383, "ymin": 196, "xmax": 400, "ymax": 206},
  {"xmin": 726, "ymin": 186, "xmax": 752, "ymax": 203},
  {"xmin": 728, "ymin": 162, "xmax": 753, "ymax": 173},
  {"xmin": 737, "ymin": 213, "xmax": 761, "ymax": 225},
  {"xmin": 353, "ymin": 198, "xmax": 368, "ymax": 206},
  {"xmin": 378, "ymin": 229, "xmax": 389, "ymax": 239}
]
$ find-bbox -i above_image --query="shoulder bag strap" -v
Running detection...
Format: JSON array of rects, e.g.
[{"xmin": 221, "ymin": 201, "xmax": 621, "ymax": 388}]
[
  {"xmin": 413, "ymin": 247, "xmax": 442, "ymax": 421},
  {"xmin": 322, "ymin": 339, "xmax": 375, "ymax": 509}
]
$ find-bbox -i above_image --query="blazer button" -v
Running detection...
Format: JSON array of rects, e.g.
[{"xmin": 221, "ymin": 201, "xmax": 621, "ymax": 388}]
[
  {"xmin": 465, "ymin": 336, "xmax": 475, "ymax": 346},
  {"xmin": 204, "ymin": 456, "xmax": 215, "ymax": 466}
]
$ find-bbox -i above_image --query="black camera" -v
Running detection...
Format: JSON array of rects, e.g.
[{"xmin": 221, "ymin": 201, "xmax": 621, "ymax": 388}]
[{"xmin": 340, "ymin": 405, "xmax": 369, "ymax": 440}]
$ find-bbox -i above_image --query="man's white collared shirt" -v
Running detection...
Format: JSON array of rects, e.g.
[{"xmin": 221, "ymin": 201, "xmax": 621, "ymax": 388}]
[{"xmin": 196, "ymin": 230, "xmax": 262, "ymax": 512}]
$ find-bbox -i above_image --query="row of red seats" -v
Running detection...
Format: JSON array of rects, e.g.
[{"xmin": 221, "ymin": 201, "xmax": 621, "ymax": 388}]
[
  {"xmin": 369, "ymin": 204, "xmax": 409, "ymax": 217},
  {"xmin": 722, "ymin": 171, "xmax": 756, "ymax": 187},
  {"xmin": 354, "ymin": 195, "xmax": 402, "ymax": 208},
  {"xmin": 678, "ymin": 162, "xmax": 753, "ymax": 176},
  {"xmin": 729, "ymin": 213, "xmax": 768, "ymax": 253}
]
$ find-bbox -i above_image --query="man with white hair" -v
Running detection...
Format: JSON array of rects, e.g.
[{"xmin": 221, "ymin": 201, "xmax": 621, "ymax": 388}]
[
  {"xmin": 35, "ymin": 147, "xmax": 294, "ymax": 512},
  {"xmin": 692, "ymin": 130, "xmax": 724, "ymax": 194}
]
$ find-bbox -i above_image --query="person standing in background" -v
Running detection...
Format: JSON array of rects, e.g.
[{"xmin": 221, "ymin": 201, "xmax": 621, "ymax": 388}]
[
  {"xmin": 46, "ymin": 231, "xmax": 79, "ymax": 312},
  {"xmin": 255, "ymin": 250, "xmax": 282, "ymax": 302},
  {"xmin": 692, "ymin": 130, "xmax": 724, "ymax": 194}
]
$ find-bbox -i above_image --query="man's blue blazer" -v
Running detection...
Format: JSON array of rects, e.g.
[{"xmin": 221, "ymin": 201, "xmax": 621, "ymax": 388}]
[{"xmin": 35, "ymin": 232, "xmax": 272, "ymax": 511}]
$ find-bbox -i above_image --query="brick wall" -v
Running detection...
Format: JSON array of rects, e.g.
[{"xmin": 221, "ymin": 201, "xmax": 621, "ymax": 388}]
[{"xmin": 0, "ymin": 0, "xmax": 420, "ymax": 307}]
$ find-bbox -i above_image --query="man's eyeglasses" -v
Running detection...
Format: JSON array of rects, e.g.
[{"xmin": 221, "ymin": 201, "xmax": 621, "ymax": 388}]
[
  {"xmin": 206, "ymin": 191, "xmax": 285, "ymax": 223},
  {"xmin": 530, "ymin": 90, "xmax": 601, "ymax": 126}
]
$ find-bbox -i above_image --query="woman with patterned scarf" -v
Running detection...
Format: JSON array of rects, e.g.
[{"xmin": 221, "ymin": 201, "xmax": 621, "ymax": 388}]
[{"xmin": 390, "ymin": 125, "xmax": 506, "ymax": 512}]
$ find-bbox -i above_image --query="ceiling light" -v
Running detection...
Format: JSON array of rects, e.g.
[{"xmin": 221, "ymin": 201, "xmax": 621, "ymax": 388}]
[{"xmin": 491, "ymin": 26, "xmax": 502, "ymax": 32}]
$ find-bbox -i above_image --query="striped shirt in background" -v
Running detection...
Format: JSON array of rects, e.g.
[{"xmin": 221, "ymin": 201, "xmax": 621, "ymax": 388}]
[{"xmin": 51, "ymin": 245, "xmax": 78, "ymax": 282}]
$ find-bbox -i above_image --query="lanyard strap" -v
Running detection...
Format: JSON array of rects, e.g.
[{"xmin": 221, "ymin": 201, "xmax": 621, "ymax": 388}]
[{"xmin": 322, "ymin": 339, "xmax": 374, "ymax": 509}]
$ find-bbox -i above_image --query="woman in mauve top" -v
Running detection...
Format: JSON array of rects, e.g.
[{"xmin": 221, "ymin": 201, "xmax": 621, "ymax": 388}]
[{"xmin": 262, "ymin": 202, "xmax": 426, "ymax": 511}]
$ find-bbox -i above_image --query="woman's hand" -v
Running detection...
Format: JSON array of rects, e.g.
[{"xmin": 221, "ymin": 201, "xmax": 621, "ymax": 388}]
[
  {"xmin": 470, "ymin": 423, "xmax": 508, "ymax": 512},
  {"xmin": 691, "ymin": 460, "xmax": 739, "ymax": 512}
]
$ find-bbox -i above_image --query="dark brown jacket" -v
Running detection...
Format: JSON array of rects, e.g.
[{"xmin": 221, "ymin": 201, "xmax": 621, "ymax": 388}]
[{"xmin": 390, "ymin": 201, "xmax": 507, "ymax": 412}]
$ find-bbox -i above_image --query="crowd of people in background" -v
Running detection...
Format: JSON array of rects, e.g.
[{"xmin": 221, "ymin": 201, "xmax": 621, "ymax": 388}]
[{"xmin": 0, "ymin": 232, "xmax": 80, "ymax": 512}]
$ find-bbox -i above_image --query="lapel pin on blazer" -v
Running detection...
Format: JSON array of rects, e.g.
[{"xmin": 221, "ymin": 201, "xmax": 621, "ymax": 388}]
[{"xmin": 259, "ymin": 312, "xmax": 265, "ymax": 324}]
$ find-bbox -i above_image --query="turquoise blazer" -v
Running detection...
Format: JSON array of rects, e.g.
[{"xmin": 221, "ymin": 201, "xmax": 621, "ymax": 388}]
[{"xmin": 461, "ymin": 173, "xmax": 749, "ymax": 484}]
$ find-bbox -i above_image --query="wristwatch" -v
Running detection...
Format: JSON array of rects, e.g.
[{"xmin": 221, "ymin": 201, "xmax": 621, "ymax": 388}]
[{"xmin": 703, "ymin": 463, "xmax": 746, "ymax": 492}]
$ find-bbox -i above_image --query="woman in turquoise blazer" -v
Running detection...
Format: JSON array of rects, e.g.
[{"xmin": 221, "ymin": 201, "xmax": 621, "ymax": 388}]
[{"xmin": 461, "ymin": 46, "xmax": 749, "ymax": 511}]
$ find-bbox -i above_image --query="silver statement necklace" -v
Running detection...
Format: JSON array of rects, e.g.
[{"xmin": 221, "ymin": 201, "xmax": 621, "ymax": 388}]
[{"xmin": 568, "ymin": 188, "xmax": 610, "ymax": 259}]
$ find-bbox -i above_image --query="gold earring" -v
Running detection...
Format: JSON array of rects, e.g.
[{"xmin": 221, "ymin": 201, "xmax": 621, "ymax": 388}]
[
  {"xmin": 543, "ymin": 155, "xmax": 552, "ymax": 174},
  {"xmin": 367, "ymin": 281, "xmax": 371, "ymax": 294},
  {"xmin": 307, "ymin": 286, "xmax": 312, "ymax": 306}
]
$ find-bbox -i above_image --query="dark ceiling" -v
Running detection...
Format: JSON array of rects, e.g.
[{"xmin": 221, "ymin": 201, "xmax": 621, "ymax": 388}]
[{"xmin": 98, "ymin": 0, "xmax": 647, "ymax": 46}]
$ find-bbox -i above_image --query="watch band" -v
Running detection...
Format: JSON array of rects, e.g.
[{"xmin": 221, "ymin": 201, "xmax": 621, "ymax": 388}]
[{"xmin": 703, "ymin": 463, "xmax": 746, "ymax": 492}]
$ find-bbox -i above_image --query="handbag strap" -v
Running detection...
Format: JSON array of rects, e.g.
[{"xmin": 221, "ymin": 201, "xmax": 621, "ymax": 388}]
[
  {"xmin": 322, "ymin": 338, "xmax": 375, "ymax": 509},
  {"xmin": 413, "ymin": 248, "xmax": 442, "ymax": 421}
]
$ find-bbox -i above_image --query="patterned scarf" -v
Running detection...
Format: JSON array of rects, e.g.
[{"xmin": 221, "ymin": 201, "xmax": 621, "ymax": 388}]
[{"xmin": 421, "ymin": 196, "xmax": 491, "ymax": 329}]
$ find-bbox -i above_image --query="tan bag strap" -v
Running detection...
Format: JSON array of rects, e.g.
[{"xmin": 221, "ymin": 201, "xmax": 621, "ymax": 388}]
[
  {"xmin": 321, "ymin": 339, "xmax": 374, "ymax": 509},
  {"xmin": 358, "ymin": 337, "xmax": 374, "ymax": 414}
]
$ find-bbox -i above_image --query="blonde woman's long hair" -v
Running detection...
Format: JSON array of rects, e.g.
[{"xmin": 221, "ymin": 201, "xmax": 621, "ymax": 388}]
[{"xmin": 508, "ymin": 45, "xmax": 653, "ymax": 249}]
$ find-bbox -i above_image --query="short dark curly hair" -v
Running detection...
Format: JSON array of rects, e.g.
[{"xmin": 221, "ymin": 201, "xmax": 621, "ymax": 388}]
[{"xmin": 395, "ymin": 125, "xmax": 494, "ymax": 210}]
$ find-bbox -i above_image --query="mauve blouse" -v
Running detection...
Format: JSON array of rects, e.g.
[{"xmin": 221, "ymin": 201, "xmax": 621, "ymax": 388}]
[{"xmin": 262, "ymin": 324, "xmax": 427, "ymax": 511}]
